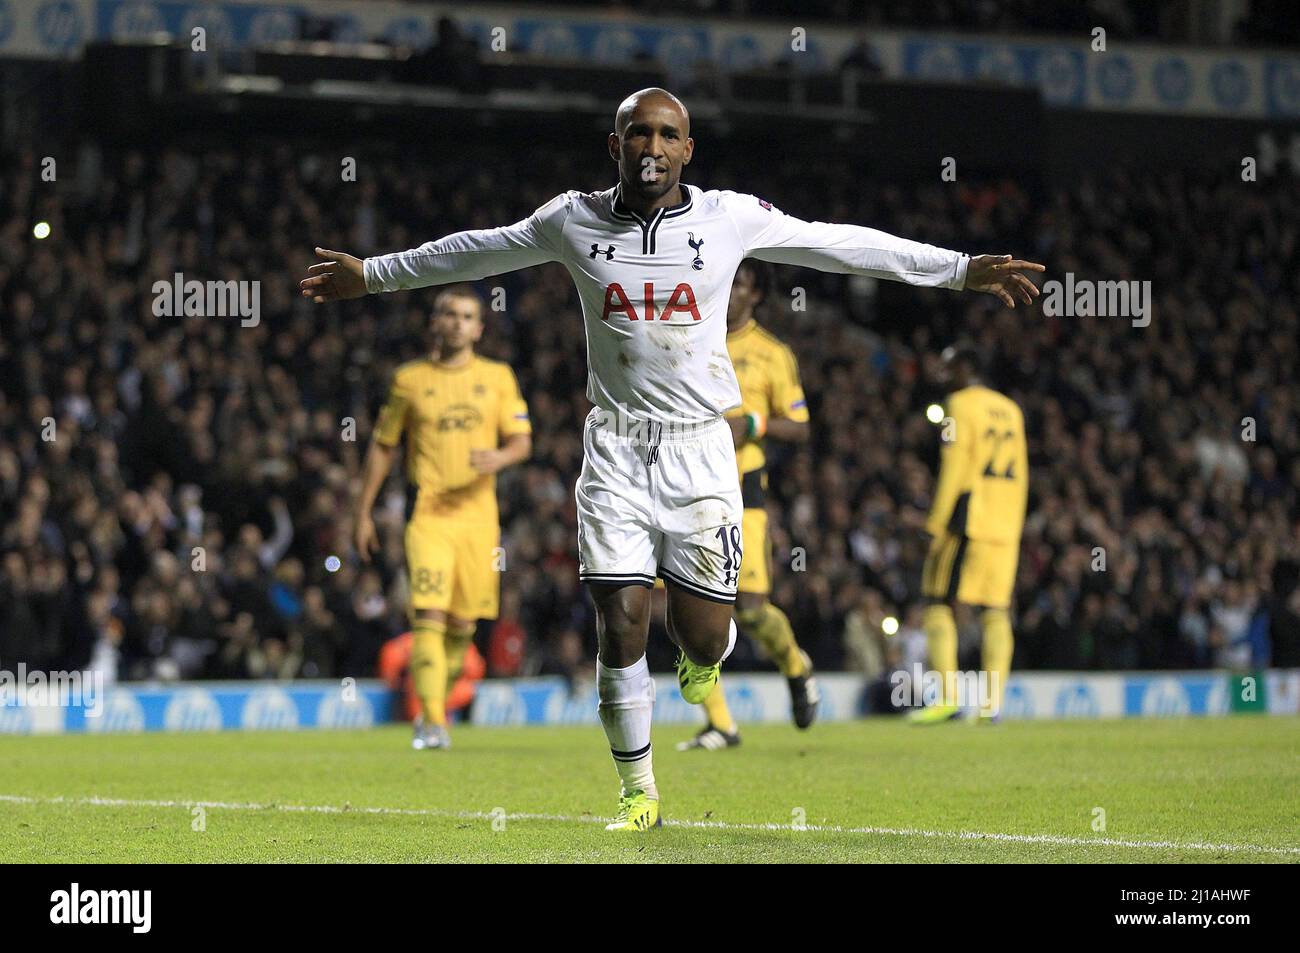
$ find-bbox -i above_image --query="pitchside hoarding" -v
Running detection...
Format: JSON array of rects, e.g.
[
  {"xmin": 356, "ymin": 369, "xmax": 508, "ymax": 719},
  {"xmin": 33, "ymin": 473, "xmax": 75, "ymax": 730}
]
[{"xmin": 1, "ymin": 671, "xmax": 1295, "ymax": 733}]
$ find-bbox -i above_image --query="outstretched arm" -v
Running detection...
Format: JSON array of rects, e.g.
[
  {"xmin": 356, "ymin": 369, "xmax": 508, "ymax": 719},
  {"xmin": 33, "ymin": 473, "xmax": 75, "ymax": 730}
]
[
  {"xmin": 300, "ymin": 193, "xmax": 572, "ymax": 303},
  {"xmin": 723, "ymin": 192, "xmax": 1043, "ymax": 307}
]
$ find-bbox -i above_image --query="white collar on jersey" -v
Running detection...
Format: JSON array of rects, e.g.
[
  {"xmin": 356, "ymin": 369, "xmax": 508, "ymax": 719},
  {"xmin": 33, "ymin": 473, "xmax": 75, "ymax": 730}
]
[{"xmin": 611, "ymin": 182, "xmax": 695, "ymax": 226}]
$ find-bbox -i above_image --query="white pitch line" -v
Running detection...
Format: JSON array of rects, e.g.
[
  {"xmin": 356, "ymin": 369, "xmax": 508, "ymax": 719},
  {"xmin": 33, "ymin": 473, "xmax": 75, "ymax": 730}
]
[{"xmin": 2, "ymin": 793, "xmax": 1297, "ymax": 857}]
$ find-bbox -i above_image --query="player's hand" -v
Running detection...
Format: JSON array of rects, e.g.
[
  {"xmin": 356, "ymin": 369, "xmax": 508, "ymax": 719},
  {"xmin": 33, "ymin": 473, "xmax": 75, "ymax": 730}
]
[
  {"xmin": 470, "ymin": 448, "xmax": 508, "ymax": 474},
  {"xmin": 963, "ymin": 254, "xmax": 1045, "ymax": 308},
  {"xmin": 353, "ymin": 514, "xmax": 380, "ymax": 564},
  {"xmin": 300, "ymin": 247, "xmax": 368, "ymax": 303}
]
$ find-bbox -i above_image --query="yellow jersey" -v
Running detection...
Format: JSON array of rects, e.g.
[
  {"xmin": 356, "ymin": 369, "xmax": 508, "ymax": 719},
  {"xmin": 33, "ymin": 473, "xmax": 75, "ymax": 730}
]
[
  {"xmin": 725, "ymin": 320, "xmax": 809, "ymax": 480},
  {"xmin": 927, "ymin": 385, "xmax": 1028, "ymax": 544},
  {"xmin": 374, "ymin": 354, "xmax": 531, "ymax": 522}
]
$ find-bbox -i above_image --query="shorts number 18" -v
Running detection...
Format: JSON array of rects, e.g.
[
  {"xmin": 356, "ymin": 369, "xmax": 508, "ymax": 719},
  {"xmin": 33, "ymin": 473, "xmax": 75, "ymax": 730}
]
[{"xmin": 716, "ymin": 524, "xmax": 743, "ymax": 587}]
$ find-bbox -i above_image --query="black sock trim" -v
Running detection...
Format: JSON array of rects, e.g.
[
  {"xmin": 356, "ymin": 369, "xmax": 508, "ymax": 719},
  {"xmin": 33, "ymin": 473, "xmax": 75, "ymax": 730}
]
[{"xmin": 611, "ymin": 742, "xmax": 652, "ymax": 762}]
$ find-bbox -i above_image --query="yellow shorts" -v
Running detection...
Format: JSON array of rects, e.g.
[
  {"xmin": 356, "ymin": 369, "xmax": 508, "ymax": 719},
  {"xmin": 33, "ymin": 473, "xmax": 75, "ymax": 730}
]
[
  {"xmin": 921, "ymin": 533, "xmax": 1018, "ymax": 609},
  {"xmin": 404, "ymin": 516, "xmax": 501, "ymax": 621},
  {"xmin": 737, "ymin": 507, "xmax": 770, "ymax": 596}
]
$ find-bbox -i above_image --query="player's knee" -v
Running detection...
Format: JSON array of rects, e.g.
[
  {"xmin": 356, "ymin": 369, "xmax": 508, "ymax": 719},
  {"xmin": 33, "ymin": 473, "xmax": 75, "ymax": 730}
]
[
  {"xmin": 699, "ymin": 631, "xmax": 729, "ymax": 665},
  {"xmin": 594, "ymin": 590, "xmax": 650, "ymax": 665},
  {"xmin": 677, "ymin": 620, "xmax": 729, "ymax": 665},
  {"xmin": 602, "ymin": 604, "xmax": 643, "ymax": 641},
  {"xmin": 413, "ymin": 608, "xmax": 446, "ymax": 623}
]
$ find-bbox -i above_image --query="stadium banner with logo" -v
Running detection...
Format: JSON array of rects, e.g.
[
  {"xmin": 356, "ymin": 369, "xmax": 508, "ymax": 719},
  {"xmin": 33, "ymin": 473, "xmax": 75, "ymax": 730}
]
[
  {"xmin": 0, "ymin": 679, "xmax": 393, "ymax": 734},
  {"xmin": 471, "ymin": 673, "xmax": 870, "ymax": 727},
  {"xmin": 1, "ymin": 0, "xmax": 1298, "ymax": 120},
  {"xmin": 2, "ymin": 671, "xmax": 1296, "ymax": 733},
  {"xmin": 470, "ymin": 670, "xmax": 1300, "ymax": 726}
]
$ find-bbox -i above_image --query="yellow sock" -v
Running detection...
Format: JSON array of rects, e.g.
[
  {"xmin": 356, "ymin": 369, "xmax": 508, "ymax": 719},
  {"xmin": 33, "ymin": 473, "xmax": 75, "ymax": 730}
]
[
  {"xmin": 741, "ymin": 602, "xmax": 807, "ymax": 678},
  {"xmin": 981, "ymin": 608, "xmax": 1014, "ymax": 715},
  {"xmin": 923, "ymin": 604, "xmax": 958, "ymax": 705},
  {"xmin": 701, "ymin": 680, "xmax": 735, "ymax": 733},
  {"xmin": 444, "ymin": 622, "xmax": 475, "ymax": 690},
  {"xmin": 411, "ymin": 618, "xmax": 448, "ymax": 726}
]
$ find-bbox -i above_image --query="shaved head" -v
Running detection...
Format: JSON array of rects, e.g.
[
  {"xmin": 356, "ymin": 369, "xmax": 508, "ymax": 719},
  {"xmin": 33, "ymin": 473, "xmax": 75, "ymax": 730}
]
[
  {"xmin": 609, "ymin": 88, "xmax": 694, "ymax": 211},
  {"xmin": 615, "ymin": 87, "xmax": 690, "ymax": 136}
]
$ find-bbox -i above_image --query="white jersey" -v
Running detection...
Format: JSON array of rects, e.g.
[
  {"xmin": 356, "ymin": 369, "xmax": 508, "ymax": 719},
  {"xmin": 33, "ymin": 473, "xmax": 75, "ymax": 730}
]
[{"xmin": 365, "ymin": 184, "xmax": 969, "ymax": 424}]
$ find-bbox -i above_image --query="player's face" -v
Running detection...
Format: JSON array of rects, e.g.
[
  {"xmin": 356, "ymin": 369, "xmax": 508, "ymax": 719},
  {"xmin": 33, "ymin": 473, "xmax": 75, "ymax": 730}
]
[
  {"xmin": 431, "ymin": 297, "xmax": 483, "ymax": 351},
  {"xmin": 610, "ymin": 98, "xmax": 693, "ymax": 201},
  {"xmin": 727, "ymin": 267, "xmax": 760, "ymax": 322}
]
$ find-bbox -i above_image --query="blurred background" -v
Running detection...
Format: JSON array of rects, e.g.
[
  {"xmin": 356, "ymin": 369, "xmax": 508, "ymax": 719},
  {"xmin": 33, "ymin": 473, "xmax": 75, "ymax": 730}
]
[{"xmin": 0, "ymin": 0, "xmax": 1297, "ymax": 707}]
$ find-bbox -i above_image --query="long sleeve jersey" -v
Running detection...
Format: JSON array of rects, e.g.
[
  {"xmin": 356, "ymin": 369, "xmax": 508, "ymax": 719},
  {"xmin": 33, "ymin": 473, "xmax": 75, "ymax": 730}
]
[{"xmin": 366, "ymin": 185, "xmax": 969, "ymax": 424}]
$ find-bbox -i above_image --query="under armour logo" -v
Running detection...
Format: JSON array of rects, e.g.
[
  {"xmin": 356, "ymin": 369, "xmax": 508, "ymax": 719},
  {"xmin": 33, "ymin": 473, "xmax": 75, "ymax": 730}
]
[
  {"xmin": 590, "ymin": 244, "xmax": 615, "ymax": 261},
  {"xmin": 687, "ymin": 233, "xmax": 704, "ymax": 270}
]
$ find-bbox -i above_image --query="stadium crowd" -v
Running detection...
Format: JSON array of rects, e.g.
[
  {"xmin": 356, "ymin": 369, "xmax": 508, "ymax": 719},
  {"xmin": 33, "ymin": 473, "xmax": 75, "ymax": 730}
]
[
  {"xmin": 463, "ymin": 0, "xmax": 1300, "ymax": 48},
  {"xmin": 1, "ymin": 138, "xmax": 1297, "ymax": 685}
]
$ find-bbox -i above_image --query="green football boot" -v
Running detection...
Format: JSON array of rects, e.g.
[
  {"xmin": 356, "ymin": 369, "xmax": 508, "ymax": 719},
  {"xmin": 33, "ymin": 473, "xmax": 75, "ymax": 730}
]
[
  {"xmin": 605, "ymin": 790, "xmax": 661, "ymax": 832},
  {"xmin": 906, "ymin": 703, "xmax": 960, "ymax": 725},
  {"xmin": 676, "ymin": 650, "xmax": 721, "ymax": 705}
]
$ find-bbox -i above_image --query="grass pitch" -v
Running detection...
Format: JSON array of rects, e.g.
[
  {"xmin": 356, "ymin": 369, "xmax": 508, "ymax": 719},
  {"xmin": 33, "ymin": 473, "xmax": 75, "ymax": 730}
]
[{"xmin": 1, "ymin": 718, "xmax": 1296, "ymax": 863}]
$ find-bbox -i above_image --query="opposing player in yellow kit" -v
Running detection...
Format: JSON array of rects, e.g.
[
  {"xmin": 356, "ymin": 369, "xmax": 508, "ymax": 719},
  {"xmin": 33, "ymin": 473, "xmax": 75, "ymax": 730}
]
[
  {"xmin": 912, "ymin": 344, "xmax": 1028, "ymax": 724},
  {"xmin": 678, "ymin": 260, "xmax": 820, "ymax": 750},
  {"xmin": 354, "ymin": 285, "xmax": 532, "ymax": 750}
]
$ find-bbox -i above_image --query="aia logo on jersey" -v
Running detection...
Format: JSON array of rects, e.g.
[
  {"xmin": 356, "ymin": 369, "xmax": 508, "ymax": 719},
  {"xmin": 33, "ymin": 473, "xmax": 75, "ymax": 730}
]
[
  {"xmin": 758, "ymin": 198, "xmax": 772, "ymax": 210},
  {"xmin": 437, "ymin": 403, "xmax": 483, "ymax": 431},
  {"xmin": 601, "ymin": 282, "xmax": 701, "ymax": 321}
]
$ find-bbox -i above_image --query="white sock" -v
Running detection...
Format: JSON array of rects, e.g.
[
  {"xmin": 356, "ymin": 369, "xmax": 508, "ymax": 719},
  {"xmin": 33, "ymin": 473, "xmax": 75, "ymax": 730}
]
[
  {"xmin": 721, "ymin": 616, "xmax": 738, "ymax": 662},
  {"xmin": 597, "ymin": 655, "xmax": 657, "ymax": 799}
]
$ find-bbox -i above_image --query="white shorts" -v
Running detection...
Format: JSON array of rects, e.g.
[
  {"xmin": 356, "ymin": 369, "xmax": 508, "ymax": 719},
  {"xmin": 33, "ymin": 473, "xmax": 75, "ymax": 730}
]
[{"xmin": 575, "ymin": 407, "xmax": 744, "ymax": 604}]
